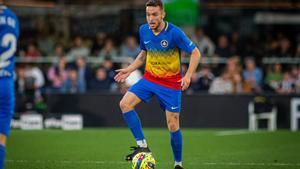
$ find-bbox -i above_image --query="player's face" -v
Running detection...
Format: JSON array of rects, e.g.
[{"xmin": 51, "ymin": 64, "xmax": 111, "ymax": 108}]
[{"xmin": 146, "ymin": 6, "xmax": 165, "ymax": 30}]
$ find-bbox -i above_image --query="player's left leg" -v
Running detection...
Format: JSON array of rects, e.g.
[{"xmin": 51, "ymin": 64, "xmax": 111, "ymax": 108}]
[
  {"xmin": 153, "ymin": 83, "xmax": 183, "ymax": 169},
  {"xmin": 166, "ymin": 111, "xmax": 183, "ymax": 169}
]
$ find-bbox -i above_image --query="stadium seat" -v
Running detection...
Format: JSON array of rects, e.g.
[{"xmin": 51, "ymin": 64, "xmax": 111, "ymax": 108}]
[
  {"xmin": 248, "ymin": 102, "xmax": 277, "ymax": 131},
  {"xmin": 290, "ymin": 98, "xmax": 300, "ymax": 131}
]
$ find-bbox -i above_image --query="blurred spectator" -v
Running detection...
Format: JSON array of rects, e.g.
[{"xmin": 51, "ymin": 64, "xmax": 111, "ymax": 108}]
[
  {"xmin": 188, "ymin": 65, "xmax": 214, "ymax": 94},
  {"xmin": 290, "ymin": 66, "xmax": 300, "ymax": 93},
  {"xmin": 120, "ymin": 35, "xmax": 140, "ymax": 58},
  {"xmin": 187, "ymin": 72, "xmax": 200, "ymax": 94},
  {"xmin": 233, "ymin": 73, "xmax": 243, "ymax": 93},
  {"xmin": 215, "ymin": 35, "xmax": 232, "ymax": 58},
  {"xmin": 89, "ymin": 67, "xmax": 113, "ymax": 92},
  {"xmin": 193, "ymin": 27, "xmax": 215, "ymax": 57},
  {"xmin": 75, "ymin": 56, "xmax": 93, "ymax": 90},
  {"xmin": 37, "ymin": 34, "xmax": 55, "ymax": 56},
  {"xmin": 242, "ymin": 58, "xmax": 263, "ymax": 92},
  {"xmin": 98, "ymin": 38, "xmax": 118, "ymax": 60},
  {"xmin": 20, "ymin": 64, "xmax": 45, "ymax": 111},
  {"xmin": 209, "ymin": 73, "xmax": 233, "ymax": 94},
  {"xmin": 264, "ymin": 64, "xmax": 283, "ymax": 92},
  {"xmin": 290, "ymin": 66, "xmax": 299, "ymax": 83},
  {"xmin": 224, "ymin": 56, "xmax": 243, "ymax": 93},
  {"xmin": 277, "ymin": 37, "xmax": 293, "ymax": 57},
  {"xmin": 51, "ymin": 44, "xmax": 65, "ymax": 58},
  {"xmin": 197, "ymin": 65, "xmax": 214, "ymax": 92},
  {"xmin": 25, "ymin": 43, "xmax": 41, "ymax": 58},
  {"xmin": 25, "ymin": 64, "xmax": 45, "ymax": 92},
  {"xmin": 102, "ymin": 57, "xmax": 115, "ymax": 83},
  {"xmin": 47, "ymin": 57, "xmax": 68, "ymax": 92},
  {"xmin": 295, "ymin": 43, "xmax": 300, "ymax": 58},
  {"xmin": 224, "ymin": 56, "xmax": 241, "ymax": 76},
  {"xmin": 15, "ymin": 66, "xmax": 39, "ymax": 112},
  {"xmin": 62, "ymin": 68, "xmax": 86, "ymax": 93},
  {"xmin": 230, "ymin": 31, "xmax": 243, "ymax": 56},
  {"xmin": 67, "ymin": 36, "xmax": 90, "ymax": 61},
  {"xmin": 277, "ymin": 72, "xmax": 295, "ymax": 94},
  {"xmin": 92, "ymin": 32, "xmax": 106, "ymax": 55},
  {"xmin": 266, "ymin": 37, "xmax": 279, "ymax": 56},
  {"xmin": 15, "ymin": 66, "xmax": 28, "ymax": 95}
]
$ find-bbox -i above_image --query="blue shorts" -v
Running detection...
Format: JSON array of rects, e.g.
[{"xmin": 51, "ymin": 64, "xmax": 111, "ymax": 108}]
[
  {"xmin": 0, "ymin": 78, "xmax": 15, "ymax": 136},
  {"xmin": 128, "ymin": 78, "xmax": 181, "ymax": 113}
]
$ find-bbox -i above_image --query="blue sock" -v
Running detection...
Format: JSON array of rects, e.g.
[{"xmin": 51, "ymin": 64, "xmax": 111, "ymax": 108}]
[
  {"xmin": 123, "ymin": 110, "xmax": 145, "ymax": 141},
  {"xmin": 170, "ymin": 129, "xmax": 183, "ymax": 162},
  {"xmin": 0, "ymin": 144, "xmax": 5, "ymax": 169}
]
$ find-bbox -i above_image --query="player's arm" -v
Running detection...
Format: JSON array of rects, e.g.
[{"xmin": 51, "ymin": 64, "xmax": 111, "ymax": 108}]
[
  {"xmin": 114, "ymin": 50, "xmax": 147, "ymax": 83},
  {"xmin": 174, "ymin": 27, "xmax": 201, "ymax": 90},
  {"xmin": 181, "ymin": 48, "xmax": 201, "ymax": 90},
  {"xmin": 126, "ymin": 50, "xmax": 147, "ymax": 72}
]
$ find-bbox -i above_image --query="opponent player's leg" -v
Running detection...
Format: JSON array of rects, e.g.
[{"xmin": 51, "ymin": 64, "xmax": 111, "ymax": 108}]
[
  {"xmin": 0, "ymin": 79, "xmax": 15, "ymax": 169},
  {"xmin": 166, "ymin": 111, "xmax": 183, "ymax": 169},
  {"xmin": 0, "ymin": 112, "xmax": 13, "ymax": 169},
  {"xmin": 0, "ymin": 134, "xmax": 7, "ymax": 169}
]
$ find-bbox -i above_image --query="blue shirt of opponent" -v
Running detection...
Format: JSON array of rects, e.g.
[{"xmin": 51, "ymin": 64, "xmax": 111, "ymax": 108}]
[{"xmin": 0, "ymin": 5, "xmax": 20, "ymax": 79}]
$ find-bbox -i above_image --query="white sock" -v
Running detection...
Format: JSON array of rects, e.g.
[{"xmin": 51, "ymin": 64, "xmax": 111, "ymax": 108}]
[
  {"xmin": 136, "ymin": 139, "xmax": 147, "ymax": 148},
  {"xmin": 174, "ymin": 161, "xmax": 182, "ymax": 167}
]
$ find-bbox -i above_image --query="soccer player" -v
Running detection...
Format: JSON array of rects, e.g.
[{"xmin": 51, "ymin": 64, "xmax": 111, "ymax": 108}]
[
  {"xmin": 0, "ymin": 1, "xmax": 20, "ymax": 169},
  {"xmin": 114, "ymin": 0, "xmax": 201, "ymax": 168}
]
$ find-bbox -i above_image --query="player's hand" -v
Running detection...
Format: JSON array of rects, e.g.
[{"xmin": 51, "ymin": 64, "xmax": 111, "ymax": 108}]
[
  {"xmin": 178, "ymin": 75, "xmax": 191, "ymax": 91},
  {"xmin": 114, "ymin": 68, "xmax": 131, "ymax": 83}
]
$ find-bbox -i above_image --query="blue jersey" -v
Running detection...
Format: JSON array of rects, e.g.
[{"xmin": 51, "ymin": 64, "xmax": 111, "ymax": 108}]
[
  {"xmin": 139, "ymin": 21, "xmax": 196, "ymax": 89},
  {"xmin": 0, "ymin": 5, "xmax": 19, "ymax": 136},
  {"xmin": 0, "ymin": 5, "xmax": 19, "ymax": 79}
]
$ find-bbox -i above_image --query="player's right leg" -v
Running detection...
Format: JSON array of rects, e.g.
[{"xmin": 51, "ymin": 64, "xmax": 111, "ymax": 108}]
[
  {"xmin": 120, "ymin": 92, "xmax": 151, "ymax": 161},
  {"xmin": 119, "ymin": 91, "xmax": 142, "ymax": 113},
  {"xmin": 120, "ymin": 91, "xmax": 145, "ymax": 145},
  {"xmin": 119, "ymin": 79, "xmax": 153, "ymax": 161}
]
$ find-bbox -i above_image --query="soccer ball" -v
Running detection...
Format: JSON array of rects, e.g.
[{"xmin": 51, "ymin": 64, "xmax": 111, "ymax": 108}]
[{"xmin": 132, "ymin": 152, "xmax": 156, "ymax": 169}]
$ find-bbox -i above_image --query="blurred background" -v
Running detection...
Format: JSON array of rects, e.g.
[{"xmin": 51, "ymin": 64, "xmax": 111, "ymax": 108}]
[{"xmin": 7, "ymin": 0, "xmax": 300, "ymax": 129}]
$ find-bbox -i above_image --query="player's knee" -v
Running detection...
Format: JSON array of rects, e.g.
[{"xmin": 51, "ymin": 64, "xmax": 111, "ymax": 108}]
[
  {"xmin": 167, "ymin": 121, "xmax": 179, "ymax": 132},
  {"xmin": 119, "ymin": 100, "xmax": 133, "ymax": 113}
]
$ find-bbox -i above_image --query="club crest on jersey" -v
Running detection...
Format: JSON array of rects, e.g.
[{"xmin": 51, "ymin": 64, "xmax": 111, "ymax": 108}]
[{"xmin": 160, "ymin": 40, "xmax": 168, "ymax": 48}]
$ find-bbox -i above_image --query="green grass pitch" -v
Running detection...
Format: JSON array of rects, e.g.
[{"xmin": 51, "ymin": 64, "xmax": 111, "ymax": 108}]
[{"xmin": 5, "ymin": 128, "xmax": 300, "ymax": 169}]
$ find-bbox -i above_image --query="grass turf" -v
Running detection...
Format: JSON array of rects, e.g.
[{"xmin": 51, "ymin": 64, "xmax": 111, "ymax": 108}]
[{"xmin": 5, "ymin": 128, "xmax": 300, "ymax": 169}]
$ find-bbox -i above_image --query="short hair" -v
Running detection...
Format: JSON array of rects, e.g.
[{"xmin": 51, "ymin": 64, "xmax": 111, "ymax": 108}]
[{"xmin": 146, "ymin": 0, "xmax": 164, "ymax": 9}]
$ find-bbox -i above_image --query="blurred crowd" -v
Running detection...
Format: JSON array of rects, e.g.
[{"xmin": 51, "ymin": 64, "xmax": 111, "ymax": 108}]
[{"xmin": 14, "ymin": 26, "xmax": 300, "ymax": 101}]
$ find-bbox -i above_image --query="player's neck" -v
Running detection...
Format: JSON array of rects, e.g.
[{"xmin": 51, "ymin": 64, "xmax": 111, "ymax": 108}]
[{"xmin": 153, "ymin": 21, "xmax": 165, "ymax": 35}]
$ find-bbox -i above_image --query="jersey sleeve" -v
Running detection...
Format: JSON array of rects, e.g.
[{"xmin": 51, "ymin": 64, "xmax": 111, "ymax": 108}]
[
  {"xmin": 173, "ymin": 27, "xmax": 196, "ymax": 54},
  {"xmin": 139, "ymin": 26, "xmax": 146, "ymax": 51}
]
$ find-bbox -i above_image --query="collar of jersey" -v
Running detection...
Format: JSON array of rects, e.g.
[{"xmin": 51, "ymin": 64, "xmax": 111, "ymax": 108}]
[{"xmin": 150, "ymin": 21, "xmax": 168, "ymax": 36}]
